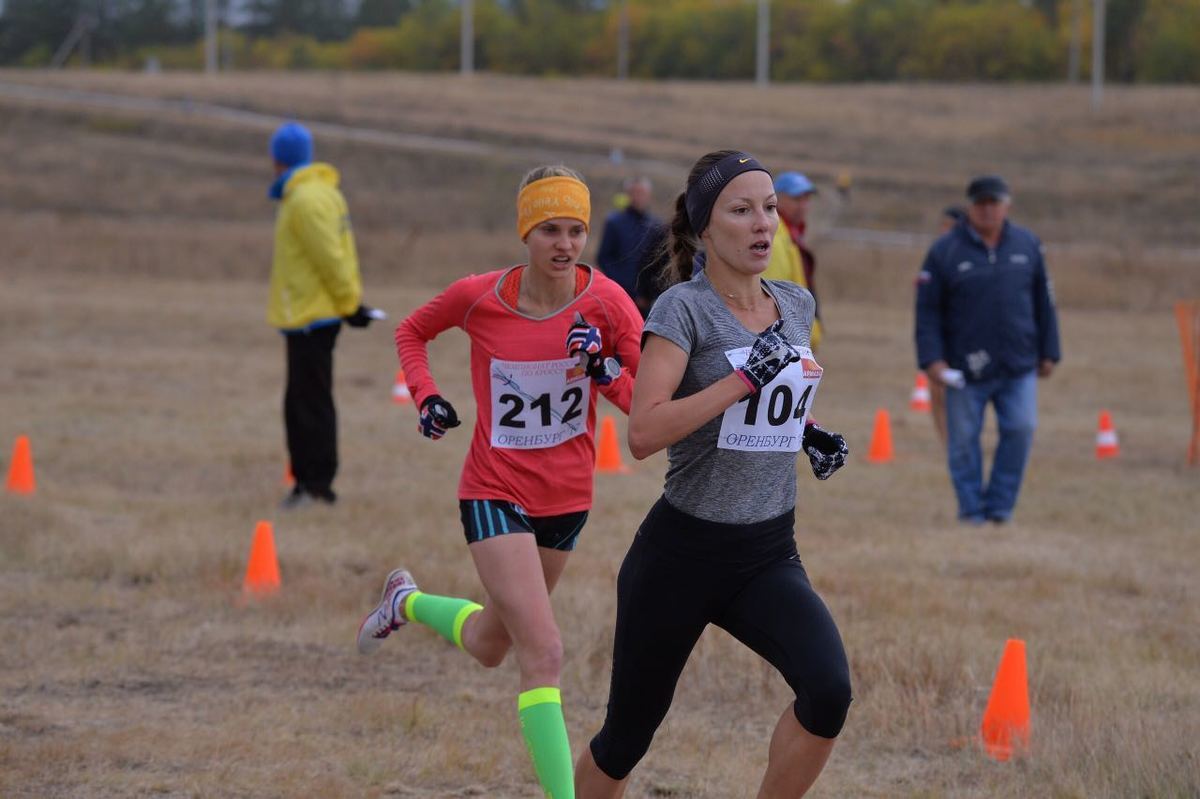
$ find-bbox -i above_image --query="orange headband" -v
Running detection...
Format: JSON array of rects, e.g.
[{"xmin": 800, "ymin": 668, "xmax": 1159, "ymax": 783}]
[{"xmin": 517, "ymin": 176, "xmax": 591, "ymax": 240}]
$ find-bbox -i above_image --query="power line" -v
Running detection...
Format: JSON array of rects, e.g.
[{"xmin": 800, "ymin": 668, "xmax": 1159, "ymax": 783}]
[
  {"xmin": 461, "ymin": 0, "xmax": 474, "ymax": 75},
  {"xmin": 755, "ymin": 0, "xmax": 769, "ymax": 86},
  {"xmin": 1091, "ymin": 0, "xmax": 1104, "ymax": 109}
]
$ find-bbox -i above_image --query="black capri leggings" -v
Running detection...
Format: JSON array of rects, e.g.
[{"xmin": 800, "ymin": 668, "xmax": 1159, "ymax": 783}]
[{"xmin": 589, "ymin": 497, "xmax": 852, "ymax": 781}]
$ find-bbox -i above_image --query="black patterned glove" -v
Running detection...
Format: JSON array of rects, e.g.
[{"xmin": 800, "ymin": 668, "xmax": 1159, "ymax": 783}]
[
  {"xmin": 735, "ymin": 320, "xmax": 802, "ymax": 393},
  {"xmin": 803, "ymin": 421, "xmax": 849, "ymax": 480},
  {"xmin": 418, "ymin": 395, "xmax": 460, "ymax": 440}
]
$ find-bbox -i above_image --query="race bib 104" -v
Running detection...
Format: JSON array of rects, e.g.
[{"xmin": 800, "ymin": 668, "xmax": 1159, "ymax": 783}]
[
  {"xmin": 718, "ymin": 346, "xmax": 822, "ymax": 453},
  {"xmin": 490, "ymin": 357, "xmax": 591, "ymax": 450}
]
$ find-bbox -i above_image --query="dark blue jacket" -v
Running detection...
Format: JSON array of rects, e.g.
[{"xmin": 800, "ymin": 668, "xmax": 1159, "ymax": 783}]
[
  {"xmin": 915, "ymin": 220, "xmax": 1060, "ymax": 381},
  {"xmin": 597, "ymin": 207, "xmax": 661, "ymax": 299}
]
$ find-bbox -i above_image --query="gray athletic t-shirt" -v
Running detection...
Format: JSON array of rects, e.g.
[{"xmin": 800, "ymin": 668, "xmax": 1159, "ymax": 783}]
[{"xmin": 643, "ymin": 270, "xmax": 816, "ymax": 524}]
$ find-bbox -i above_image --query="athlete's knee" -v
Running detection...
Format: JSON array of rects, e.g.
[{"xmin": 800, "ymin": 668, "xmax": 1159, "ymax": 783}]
[
  {"xmin": 518, "ymin": 632, "xmax": 564, "ymax": 682},
  {"xmin": 792, "ymin": 672, "xmax": 853, "ymax": 739},
  {"xmin": 464, "ymin": 611, "xmax": 511, "ymax": 668},
  {"xmin": 474, "ymin": 644, "xmax": 509, "ymax": 669},
  {"xmin": 589, "ymin": 722, "xmax": 652, "ymax": 781}
]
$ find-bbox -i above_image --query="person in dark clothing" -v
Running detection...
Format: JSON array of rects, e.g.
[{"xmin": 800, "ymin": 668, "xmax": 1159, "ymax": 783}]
[
  {"xmin": 596, "ymin": 177, "xmax": 662, "ymax": 315},
  {"xmin": 915, "ymin": 175, "xmax": 1061, "ymax": 525}
]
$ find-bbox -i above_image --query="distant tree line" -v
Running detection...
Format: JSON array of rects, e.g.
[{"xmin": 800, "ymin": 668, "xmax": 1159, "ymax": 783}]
[{"xmin": 1, "ymin": 0, "xmax": 1197, "ymax": 82}]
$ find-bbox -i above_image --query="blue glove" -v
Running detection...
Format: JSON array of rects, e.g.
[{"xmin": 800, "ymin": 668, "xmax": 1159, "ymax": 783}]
[
  {"xmin": 803, "ymin": 422, "xmax": 848, "ymax": 480},
  {"xmin": 567, "ymin": 312, "xmax": 621, "ymax": 386},
  {"xmin": 418, "ymin": 395, "xmax": 460, "ymax": 441},
  {"xmin": 566, "ymin": 313, "xmax": 603, "ymax": 358}
]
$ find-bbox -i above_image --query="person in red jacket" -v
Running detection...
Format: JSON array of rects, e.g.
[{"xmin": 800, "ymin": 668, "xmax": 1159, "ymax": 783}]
[{"xmin": 356, "ymin": 165, "xmax": 643, "ymax": 798}]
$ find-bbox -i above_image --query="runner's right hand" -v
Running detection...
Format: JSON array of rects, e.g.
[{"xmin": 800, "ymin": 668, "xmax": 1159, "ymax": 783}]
[
  {"xmin": 418, "ymin": 395, "xmax": 460, "ymax": 440},
  {"xmin": 566, "ymin": 312, "xmax": 603, "ymax": 358},
  {"xmin": 736, "ymin": 320, "xmax": 801, "ymax": 393},
  {"xmin": 567, "ymin": 313, "xmax": 620, "ymax": 386}
]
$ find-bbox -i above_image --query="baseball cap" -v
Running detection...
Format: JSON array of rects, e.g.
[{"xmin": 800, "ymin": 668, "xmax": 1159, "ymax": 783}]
[
  {"xmin": 774, "ymin": 171, "xmax": 817, "ymax": 197},
  {"xmin": 270, "ymin": 121, "xmax": 314, "ymax": 168},
  {"xmin": 967, "ymin": 175, "xmax": 1010, "ymax": 203}
]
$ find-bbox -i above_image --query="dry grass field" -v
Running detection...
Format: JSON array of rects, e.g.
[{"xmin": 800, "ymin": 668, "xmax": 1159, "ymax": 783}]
[{"xmin": 1, "ymin": 71, "xmax": 1198, "ymax": 798}]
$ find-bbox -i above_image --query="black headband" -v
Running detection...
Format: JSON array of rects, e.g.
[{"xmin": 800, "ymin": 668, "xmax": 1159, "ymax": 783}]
[{"xmin": 684, "ymin": 152, "xmax": 771, "ymax": 237}]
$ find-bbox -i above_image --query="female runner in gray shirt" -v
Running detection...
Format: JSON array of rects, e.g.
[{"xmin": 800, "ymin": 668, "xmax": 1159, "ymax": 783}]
[{"xmin": 575, "ymin": 150, "xmax": 852, "ymax": 798}]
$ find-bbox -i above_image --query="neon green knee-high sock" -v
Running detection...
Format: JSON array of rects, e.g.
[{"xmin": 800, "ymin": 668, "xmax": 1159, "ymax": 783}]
[
  {"xmin": 518, "ymin": 687, "xmax": 575, "ymax": 799},
  {"xmin": 403, "ymin": 591, "xmax": 482, "ymax": 650}
]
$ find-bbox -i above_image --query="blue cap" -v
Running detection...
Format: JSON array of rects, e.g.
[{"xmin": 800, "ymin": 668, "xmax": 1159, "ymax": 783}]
[
  {"xmin": 774, "ymin": 171, "xmax": 816, "ymax": 197},
  {"xmin": 270, "ymin": 122, "xmax": 313, "ymax": 168}
]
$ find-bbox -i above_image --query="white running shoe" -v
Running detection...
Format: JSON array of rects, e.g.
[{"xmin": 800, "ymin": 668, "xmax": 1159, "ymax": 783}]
[{"xmin": 356, "ymin": 568, "xmax": 418, "ymax": 655}]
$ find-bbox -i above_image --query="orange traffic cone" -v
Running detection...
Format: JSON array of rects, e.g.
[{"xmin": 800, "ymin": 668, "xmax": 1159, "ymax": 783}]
[
  {"xmin": 910, "ymin": 373, "xmax": 932, "ymax": 412},
  {"xmin": 980, "ymin": 638, "xmax": 1031, "ymax": 761},
  {"xmin": 866, "ymin": 408, "xmax": 894, "ymax": 463},
  {"xmin": 6, "ymin": 435, "xmax": 36, "ymax": 495},
  {"xmin": 243, "ymin": 520, "xmax": 281, "ymax": 596},
  {"xmin": 595, "ymin": 415, "xmax": 631, "ymax": 474},
  {"xmin": 392, "ymin": 368, "xmax": 412, "ymax": 405},
  {"xmin": 1095, "ymin": 410, "xmax": 1119, "ymax": 460},
  {"xmin": 283, "ymin": 460, "xmax": 294, "ymax": 487}
]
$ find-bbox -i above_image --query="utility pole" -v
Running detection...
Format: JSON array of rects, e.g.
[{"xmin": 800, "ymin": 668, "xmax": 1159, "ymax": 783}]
[
  {"xmin": 1091, "ymin": 0, "xmax": 1105, "ymax": 109},
  {"xmin": 205, "ymin": 0, "xmax": 218, "ymax": 75},
  {"xmin": 461, "ymin": 0, "xmax": 474, "ymax": 76},
  {"xmin": 1067, "ymin": 0, "xmax": 1081, "ymax": 83},
  {"xmin": 617, "ymin": 0, "xmax": 630, "ymax": 81},
  {"xmin": 755, "ymin": 0, "xmax": 769, "ymax": 86}
]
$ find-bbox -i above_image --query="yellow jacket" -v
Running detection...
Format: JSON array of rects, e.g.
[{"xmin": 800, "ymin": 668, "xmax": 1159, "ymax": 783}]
[
  {"xmin": 764, "ymin": 225, "xmax": 822, "ymax": 349},
  {"xmin": 267, "ymin": 163, "xmax": 362, "ymax": 330}
]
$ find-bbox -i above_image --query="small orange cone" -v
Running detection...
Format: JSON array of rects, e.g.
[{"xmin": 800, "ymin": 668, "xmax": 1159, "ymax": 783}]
[
  {"xmin": 866, "ymin": 408, "xmax": 894, "ymax": 463},
  {"xmin": 595, "ymin": 415, "xmax": 631, "ymax": 474},
  {"xmin": 243, "ymin": 520, "xmax": 281, "ymax": 596},
  {"xmin": 283, "ymin": 460, "xmax": 294, "ymax": 486},
  {"xmin": 909, "ymin": 373, "xmax": 932, "ymax": 412},
  {"xmin": 392, "ymin": 368, "xmax": 412, "ymax": 405},
  {"xmin": 980, "ymin": 638, "xmax": 1031, "ymax": 761},
  {"xmin": 1095, "ymin": 410, "xmax": 1119, "ymax": 460},
  {"xmin": 6, "ymin": 435, "xmax": 36, "ymax": 495}
]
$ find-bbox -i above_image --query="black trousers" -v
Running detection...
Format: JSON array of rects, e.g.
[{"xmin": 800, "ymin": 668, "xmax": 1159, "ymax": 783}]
[
  {"xmin": 590, "ymin": 497, "xmax": 852, "ymax": 780},
  {"xmin": 284, "ymin": 324, "xmax": 340, "ymax": 495}
]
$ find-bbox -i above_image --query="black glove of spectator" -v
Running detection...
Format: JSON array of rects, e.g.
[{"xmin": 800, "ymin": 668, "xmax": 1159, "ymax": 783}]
[
  {"xmin": 736, "ymin": 320, "xmax": 802, "ymax": 393},
  {"xmin": 418, "ymin": 395, "xmax": 461, "ymax": 440},
  {"xmin": 345, "ymin": 305, "xmax": 375, "ymax": 328},
  {"xmin": 803, "ymin": 422, "xmax": 849, "ymax": 480}
]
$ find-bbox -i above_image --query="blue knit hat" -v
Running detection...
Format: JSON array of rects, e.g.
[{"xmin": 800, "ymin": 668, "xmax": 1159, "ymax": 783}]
[{"xmin": 270, "ymin": 122, "xmax": 313, "ymax": 168}]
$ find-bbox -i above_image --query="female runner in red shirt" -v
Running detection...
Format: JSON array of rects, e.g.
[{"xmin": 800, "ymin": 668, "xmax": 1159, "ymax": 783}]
[{"xmin": 356, "ymin": 165, "xmax": 643, "ymax": 798}]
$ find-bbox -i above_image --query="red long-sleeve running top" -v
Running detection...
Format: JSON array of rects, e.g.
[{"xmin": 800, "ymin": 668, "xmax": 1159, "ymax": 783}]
[{"xmin": 395, "ymin": 265, "xmax": 644, "ymax": 516}]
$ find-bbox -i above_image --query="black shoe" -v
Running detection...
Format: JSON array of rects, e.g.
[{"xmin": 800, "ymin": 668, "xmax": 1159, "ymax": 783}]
[
  {"xmin": 310, "ymin": 487, "xmax": 337, "ymax": 505},
  {"xmin": 279, "ymin": 485, "xmax": 337, "ymax": 510}
]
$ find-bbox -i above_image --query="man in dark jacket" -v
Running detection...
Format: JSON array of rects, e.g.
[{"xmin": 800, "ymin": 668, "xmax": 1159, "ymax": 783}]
[
  {"xmin": 596, "ymin": 176, "xmax": 662, "ymax": 316},
  {"xmin": 915, "ymin": 175, "xmax": 1061, "ymax": 524}
]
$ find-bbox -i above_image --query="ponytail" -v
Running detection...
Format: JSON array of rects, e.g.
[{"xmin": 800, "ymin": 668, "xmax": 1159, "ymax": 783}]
[
  {"xmin": 656, "ymin": 148, "xmax": 747, "ymax": 290},
  {"xmin": 659, "ymin": 192, "xmax": 698, "ymax": 288}
]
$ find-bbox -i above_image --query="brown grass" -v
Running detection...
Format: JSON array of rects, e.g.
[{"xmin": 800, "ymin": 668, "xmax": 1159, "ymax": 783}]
[{"xmin": 1, "ymin": 72, "xmax": 1198, "ymax": 798}]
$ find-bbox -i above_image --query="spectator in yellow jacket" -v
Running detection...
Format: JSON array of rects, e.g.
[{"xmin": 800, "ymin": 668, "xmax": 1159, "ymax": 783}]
[
  {"xmin": 763, "ymin": 191, "xmax": 820, "ymax": 347},
  {"xmin": 763, "ymin": 171, "xmax": 823, "ymax": 350},
  {"xmin": 268, "ymin": 121, "xmax": 378, "ymax": 509}
]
